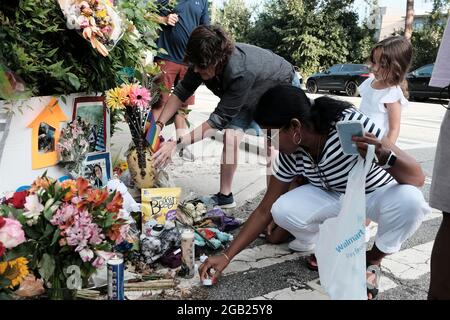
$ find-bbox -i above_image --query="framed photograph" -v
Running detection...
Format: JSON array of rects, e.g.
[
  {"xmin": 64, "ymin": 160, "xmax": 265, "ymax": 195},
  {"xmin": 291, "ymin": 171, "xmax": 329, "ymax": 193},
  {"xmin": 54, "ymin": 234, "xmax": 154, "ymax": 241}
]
[
  {"xmin": 83, "ymin": 152, "xmax": 111, "ymax": 188},
  {"xmin": 73, "ymin": 96, "xmax": 108, "ymax": 153},
  {"xmin": 37, "ymin": 122, "xmax": 56, "ymax": 154}
]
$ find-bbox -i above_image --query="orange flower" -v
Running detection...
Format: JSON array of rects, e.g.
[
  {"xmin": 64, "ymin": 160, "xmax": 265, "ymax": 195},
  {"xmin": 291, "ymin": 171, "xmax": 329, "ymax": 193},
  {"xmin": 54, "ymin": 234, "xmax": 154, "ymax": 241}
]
[
  {"xmin": 106, "ymin": 192, "xmax": 123, "ymax": 213},
  {"xmin": 60, "ymin": 180, "xmax": 77, "ymax": 202},
  {"xmin": 76, "ymin": 177, "xmax": 90, "ymax": 197},
  {"xmin": 29, "ymin": 177, "xmax": 55, "ymax": 194},
  {"xmin": 86, "ymin": 188, "xmax": 109, "ymax": 208},
  {"xmin": 107, "ymin": 223, "xmax": 121, "ymax": 242},
  {"xmin": 120, "ymin": 84, "xmax": 132, "ymax": 106}
]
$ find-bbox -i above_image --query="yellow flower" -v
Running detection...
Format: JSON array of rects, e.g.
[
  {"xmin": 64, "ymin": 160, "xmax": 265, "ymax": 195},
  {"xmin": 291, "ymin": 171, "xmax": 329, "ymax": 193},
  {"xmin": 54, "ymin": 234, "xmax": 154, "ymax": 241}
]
[
  {"xmin": 96, "ymin": 9, "xmax": 108, "ymax": 19},
  {"xmin": 118, "ymin": 160, "xmax": 128, "ymax": 171},
  {"xmin": 106, "ymin": 87, "xmax": 125, "ymax": 110},
  {"xmin": 0, "ymin": 257, "xmax": 29, "ymax": 289}
]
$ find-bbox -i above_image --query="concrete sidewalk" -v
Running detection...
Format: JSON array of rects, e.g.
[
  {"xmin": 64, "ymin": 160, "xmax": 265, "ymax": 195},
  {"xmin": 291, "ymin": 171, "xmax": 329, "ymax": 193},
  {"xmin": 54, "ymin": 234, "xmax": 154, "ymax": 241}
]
[{"xmin": 110, "ymin": 86, "xmax": 268, "ymax": 207}]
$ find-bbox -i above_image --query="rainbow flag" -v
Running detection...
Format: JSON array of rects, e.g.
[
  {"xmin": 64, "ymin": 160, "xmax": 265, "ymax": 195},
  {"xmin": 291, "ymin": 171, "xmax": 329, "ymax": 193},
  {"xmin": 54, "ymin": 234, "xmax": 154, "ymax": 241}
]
[{"xmin": 144, "ymin": 111, "xmax": 160, "ymax": 152}]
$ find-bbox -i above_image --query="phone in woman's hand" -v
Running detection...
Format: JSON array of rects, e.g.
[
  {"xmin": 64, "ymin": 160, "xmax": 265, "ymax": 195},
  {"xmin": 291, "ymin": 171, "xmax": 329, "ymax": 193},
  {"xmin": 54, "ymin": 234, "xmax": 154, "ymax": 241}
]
[{"xmin": 336, "ymin": 120, "xmax": 365, "ymax": 155}]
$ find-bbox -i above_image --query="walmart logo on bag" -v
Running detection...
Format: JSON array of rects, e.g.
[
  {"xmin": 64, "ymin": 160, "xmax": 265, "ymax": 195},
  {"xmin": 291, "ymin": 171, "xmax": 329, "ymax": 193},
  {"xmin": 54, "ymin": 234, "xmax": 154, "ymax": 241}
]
[{"xmin": 335, "ymin": 229, "xmax": 364, "ymax": 253}]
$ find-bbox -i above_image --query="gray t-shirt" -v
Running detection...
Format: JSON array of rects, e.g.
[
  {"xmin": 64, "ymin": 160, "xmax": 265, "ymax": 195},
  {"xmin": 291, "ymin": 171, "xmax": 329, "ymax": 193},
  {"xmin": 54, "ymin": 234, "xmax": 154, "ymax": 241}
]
[{"xmin": 173, "ymin": 43, "xmax": 295, "ymax": 130}]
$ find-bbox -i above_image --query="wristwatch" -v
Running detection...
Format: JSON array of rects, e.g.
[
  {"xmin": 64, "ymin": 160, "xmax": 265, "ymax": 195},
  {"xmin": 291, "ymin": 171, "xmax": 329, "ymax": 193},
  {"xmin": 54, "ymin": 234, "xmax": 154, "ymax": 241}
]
[{"xmin": 381, "ymin": 150, "xmax": 397, "ymax": 169}]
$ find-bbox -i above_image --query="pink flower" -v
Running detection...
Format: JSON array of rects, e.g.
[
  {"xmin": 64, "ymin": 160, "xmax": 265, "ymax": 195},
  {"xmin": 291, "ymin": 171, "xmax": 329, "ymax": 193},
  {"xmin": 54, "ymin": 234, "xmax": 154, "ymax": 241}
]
[
  {"xmin": 0, "ymin": 218, "xmax": 26, "ymax": 249},
  {"xmin": 101, "ymin": 26, "xmax": 112, "ymax": 36},
  {"xmin": 92, "ymin": 256, "xmax": 105, "ymax": 268},
  {"xmin": 50, "ymin": 203, "xmax": 77, "ymax": 228},
  {"xmin": 64, "ymin": 210, "xmax": 104, "ymax": 251},
  {"xmin": 129, "ymin": 86, "xmax": 151, "ymax": 108},
  {"xmin": 77, "ymin": 15, "xmax": 89, "ymax": 28},
  {"xmin": 71, "ymin": 196, "xmax": 82, "ymax": 205}
]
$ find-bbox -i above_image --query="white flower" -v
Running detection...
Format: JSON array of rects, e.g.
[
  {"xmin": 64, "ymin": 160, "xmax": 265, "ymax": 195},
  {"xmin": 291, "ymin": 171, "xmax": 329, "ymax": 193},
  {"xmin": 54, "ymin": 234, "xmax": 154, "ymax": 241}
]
[
  {"xmin": 23, "ymin": 195, "xmax": 44, "ymax": 226},
  {"xmin": 79, "ymin": 248, "xmax": 94, "ymax": 262},
  {"xmin": 66, "ymin": 14, "xmax": 80, "ymax": 29}
]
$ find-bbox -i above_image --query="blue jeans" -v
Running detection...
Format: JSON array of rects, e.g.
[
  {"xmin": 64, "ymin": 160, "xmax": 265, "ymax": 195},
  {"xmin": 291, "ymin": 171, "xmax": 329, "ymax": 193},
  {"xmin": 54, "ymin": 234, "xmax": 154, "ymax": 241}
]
[{"xmin": 227, "ymin": 73, "xmax": 302, "ymax": 136}]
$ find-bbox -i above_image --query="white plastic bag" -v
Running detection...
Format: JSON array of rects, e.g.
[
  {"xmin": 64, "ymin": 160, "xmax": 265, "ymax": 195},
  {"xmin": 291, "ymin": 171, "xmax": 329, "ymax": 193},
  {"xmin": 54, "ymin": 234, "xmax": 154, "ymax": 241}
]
[{"xmin": 315, "ymin": 145, "xmax": 375, "ymax": 300}]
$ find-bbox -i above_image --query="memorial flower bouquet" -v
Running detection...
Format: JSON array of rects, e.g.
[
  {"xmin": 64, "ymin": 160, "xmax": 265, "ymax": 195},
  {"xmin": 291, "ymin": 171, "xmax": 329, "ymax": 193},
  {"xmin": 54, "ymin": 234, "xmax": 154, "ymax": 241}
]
[
  {"xmin": 0, "ymin": 174, "xmax": 131, "ymax": 298},
  {"xmin": 58, "ymin": 0, "xmax": 123, "ymax": 56}
]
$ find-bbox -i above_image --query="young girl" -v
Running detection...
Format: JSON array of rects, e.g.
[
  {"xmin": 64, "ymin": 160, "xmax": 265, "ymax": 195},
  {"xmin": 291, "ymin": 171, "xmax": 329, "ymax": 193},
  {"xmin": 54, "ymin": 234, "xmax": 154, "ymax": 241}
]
[
  {"xmin": 359, "ymin": 36, "xmax": 413, "ymax": 241},
  {"xmin": 359, "ymin": 36, "xmax": 412, "ymax": 143}
]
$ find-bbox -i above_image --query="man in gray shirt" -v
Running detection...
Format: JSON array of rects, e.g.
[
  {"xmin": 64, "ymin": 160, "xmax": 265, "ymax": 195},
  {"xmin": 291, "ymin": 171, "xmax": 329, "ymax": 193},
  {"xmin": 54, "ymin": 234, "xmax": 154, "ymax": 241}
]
[{"xmin": 153, "ymin": 25, "xmax": 299, "ymax": 208}]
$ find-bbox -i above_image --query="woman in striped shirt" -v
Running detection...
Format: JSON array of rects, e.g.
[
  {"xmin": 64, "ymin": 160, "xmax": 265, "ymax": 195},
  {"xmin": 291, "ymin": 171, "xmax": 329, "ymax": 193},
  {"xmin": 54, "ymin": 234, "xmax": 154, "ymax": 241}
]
[{"xmin": 199, "ymin": 85, "xmax": 430, "ymax": 299}]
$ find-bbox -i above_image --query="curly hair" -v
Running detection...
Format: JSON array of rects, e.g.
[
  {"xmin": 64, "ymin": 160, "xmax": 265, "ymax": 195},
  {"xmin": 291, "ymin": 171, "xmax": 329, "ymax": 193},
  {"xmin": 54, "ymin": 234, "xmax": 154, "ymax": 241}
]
[
  {"xmin": 184, "ymin": 25, "xmax": 235, "ymax": 72},
  {"xmin": 369, "ymin": 36, "xmax": 413, "ymax": 97}
]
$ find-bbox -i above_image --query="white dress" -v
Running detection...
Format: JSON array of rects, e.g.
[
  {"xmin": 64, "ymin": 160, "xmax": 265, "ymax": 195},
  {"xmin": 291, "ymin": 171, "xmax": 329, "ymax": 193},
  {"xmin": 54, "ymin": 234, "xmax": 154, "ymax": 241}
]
[{"xmin": 358, "ymin": 76, "xmax": 408, "ymax": 137}]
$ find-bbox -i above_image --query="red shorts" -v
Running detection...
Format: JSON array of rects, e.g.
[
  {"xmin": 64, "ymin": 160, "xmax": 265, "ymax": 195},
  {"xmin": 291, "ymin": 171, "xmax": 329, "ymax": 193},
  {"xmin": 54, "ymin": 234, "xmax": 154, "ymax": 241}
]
[{"xmin": 154, "ymin": 59, "xmax": 195, "ymax": 109}]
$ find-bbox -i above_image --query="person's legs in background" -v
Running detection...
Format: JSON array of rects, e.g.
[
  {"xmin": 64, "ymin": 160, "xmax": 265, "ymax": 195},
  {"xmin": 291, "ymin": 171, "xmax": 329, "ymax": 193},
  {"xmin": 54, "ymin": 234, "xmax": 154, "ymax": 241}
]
[
  {"xmin": 174, "ymin": 64, "xmax": 195, "ymax": 140},
  {"xmin": 152, "ymin": 59, "xmax": 178, "ymax": 121},
  {"xmin": 428, "ymin": 213, "xmax": 450, "ymax": 299},
  {"xmin": 153, "ymin": 60, "xmax": 194, "ymax": 140}
]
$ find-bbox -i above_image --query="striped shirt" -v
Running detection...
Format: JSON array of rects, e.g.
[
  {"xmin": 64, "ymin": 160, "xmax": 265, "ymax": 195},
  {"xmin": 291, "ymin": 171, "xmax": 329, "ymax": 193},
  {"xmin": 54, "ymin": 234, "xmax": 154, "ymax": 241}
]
[{"xmin": 272, "ymin": 109, "xmax": 394, "ymax": 193}]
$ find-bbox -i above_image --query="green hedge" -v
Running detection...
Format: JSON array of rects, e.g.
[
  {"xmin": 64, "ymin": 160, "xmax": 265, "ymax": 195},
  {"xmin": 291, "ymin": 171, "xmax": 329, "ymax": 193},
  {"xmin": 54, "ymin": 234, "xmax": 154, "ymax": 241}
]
[{"xmin": 0, "ymin": 0, "xmax": 162, "ymax": 97}]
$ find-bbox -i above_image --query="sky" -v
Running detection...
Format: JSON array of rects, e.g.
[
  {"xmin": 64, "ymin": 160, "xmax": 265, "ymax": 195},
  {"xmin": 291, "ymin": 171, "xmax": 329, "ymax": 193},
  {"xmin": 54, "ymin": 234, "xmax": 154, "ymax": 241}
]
[{"xmin": 216, "ymin": 0, "xmax": 435, "ymax": 21}]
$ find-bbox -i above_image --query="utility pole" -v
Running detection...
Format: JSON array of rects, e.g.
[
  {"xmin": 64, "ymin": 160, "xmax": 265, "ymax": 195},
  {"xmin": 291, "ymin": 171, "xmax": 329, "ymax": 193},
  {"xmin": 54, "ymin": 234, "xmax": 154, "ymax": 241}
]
[{"xmin": 404, "ymin": 0, "xmax": 415, "ymax": 41}]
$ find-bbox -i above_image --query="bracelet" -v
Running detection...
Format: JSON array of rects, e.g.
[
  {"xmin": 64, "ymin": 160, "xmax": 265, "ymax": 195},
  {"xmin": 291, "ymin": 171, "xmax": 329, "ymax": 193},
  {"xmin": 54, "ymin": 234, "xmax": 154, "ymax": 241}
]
[
  {"xmin": 221, "ymin": 252, "xmax": 231, "ymax": 262},
  {"xmin": 156, "ymin": 121, "xmax": 165, "ymax": 130}
]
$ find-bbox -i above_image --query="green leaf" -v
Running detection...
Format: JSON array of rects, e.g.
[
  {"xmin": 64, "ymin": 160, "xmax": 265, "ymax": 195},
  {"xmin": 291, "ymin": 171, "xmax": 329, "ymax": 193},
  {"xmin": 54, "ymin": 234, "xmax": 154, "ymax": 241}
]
[
  {"xmin": 0, "ymin": 277, "xmax": 12, "ymax": 288},
  {"xmin": 50, "ymin": 228, "xmax": 61, "ymax": 246},
  {"xmin": 41, "ymin": 223, "xmax": 55, "ymax": 239},
  {"xmin": 4, "ymin": 242, "xmax": 34, "ymax": 261},
  {"xmin": 24, "ymin": 225, "xmax": 42, "ymax": 240},
  {"xmin": 38, "ymin": 253, "xmax": 55, "ymax": 282},
  {"xmin": 0, "ymin": 291, "xmax": 13, "ymax": 300},
  {"xmin": 66, "ymin": 73, "xmax": 81, "ymax": 90},
  {"xmin": 43, "ymin": 208, "xmax": 54, "ymax": 222}
]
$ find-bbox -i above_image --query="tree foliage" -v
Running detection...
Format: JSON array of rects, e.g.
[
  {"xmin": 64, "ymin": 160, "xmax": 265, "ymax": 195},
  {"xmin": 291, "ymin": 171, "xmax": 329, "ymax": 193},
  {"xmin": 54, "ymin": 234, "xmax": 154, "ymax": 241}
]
[
  {"xmin": 410, "ymin": 0, "xmax": 449, "ymax": 69},
  {"xmin": 213, "ymin": 0, "xmax": 252, "ymax": 42},
  {"xmin": 246, "ymin": 0, "xmax": 375, "ymax": 78}
]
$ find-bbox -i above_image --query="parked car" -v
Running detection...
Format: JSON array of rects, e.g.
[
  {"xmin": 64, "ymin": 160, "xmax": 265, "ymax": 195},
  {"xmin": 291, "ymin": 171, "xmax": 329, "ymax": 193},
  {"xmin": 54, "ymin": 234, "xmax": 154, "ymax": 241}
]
[
  {"xmin": 407, "ymin": 63, "xmax": 449, "ymax": 101},
  {"xmin": 306, "ymin": 64, "xmax": 371, "ymax": 96}
]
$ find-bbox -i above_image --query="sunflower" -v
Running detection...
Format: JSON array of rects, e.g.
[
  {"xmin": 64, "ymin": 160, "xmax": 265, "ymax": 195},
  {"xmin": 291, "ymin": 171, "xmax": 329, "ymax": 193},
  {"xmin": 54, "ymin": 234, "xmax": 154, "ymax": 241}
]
[
  {"xmin": 105, "ymin": 87, "xmax": 125, "ymax": 110},
  {"xmin": 0, "ymin": 257, "xmax": 29, "ymax": 288}
]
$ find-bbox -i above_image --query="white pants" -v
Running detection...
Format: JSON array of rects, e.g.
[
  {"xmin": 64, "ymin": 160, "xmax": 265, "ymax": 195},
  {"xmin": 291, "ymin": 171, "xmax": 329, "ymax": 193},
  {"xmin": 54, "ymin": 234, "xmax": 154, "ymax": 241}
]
[{"xmin": 271, "ymin": 182, "xmax": 431, "ymax": 254}]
